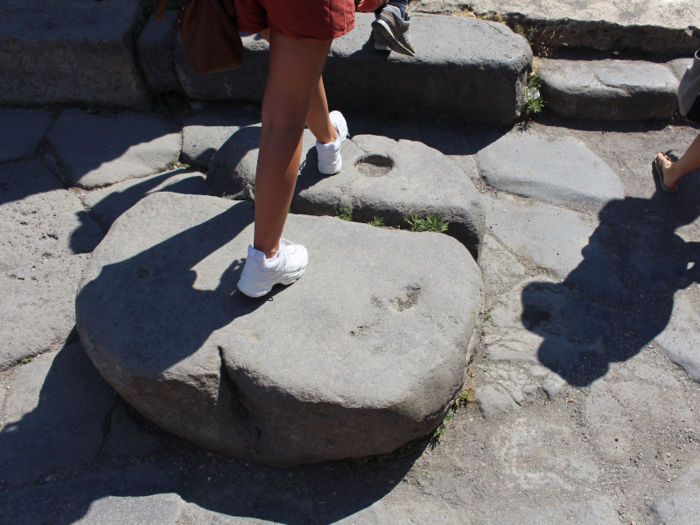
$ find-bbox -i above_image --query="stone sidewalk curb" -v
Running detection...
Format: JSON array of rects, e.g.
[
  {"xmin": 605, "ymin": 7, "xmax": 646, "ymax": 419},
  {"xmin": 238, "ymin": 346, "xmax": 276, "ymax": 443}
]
[{"xmin": 172, "ymin": 13, "xmax": 532, "ymax": 125}]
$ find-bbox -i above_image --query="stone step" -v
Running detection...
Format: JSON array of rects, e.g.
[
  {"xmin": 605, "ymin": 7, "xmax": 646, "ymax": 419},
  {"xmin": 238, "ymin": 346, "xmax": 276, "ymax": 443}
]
[
  {"xmin": 411, "ymin": 0, "xmax": 700, "ymax": 55},
  {"xmin": 169, "ymin": 13, "xmax": 532, "ymax": 125},
  {"xmin": 75, "ymin": 192, "xmax": 483, "ymax": 466},
  {"xmin": 537, "ymin": 58, "xmax": 684, "ymax": 120},
  {"xmin": 0, "ymin": 0, "xmax": 149, "ymax": 109}
]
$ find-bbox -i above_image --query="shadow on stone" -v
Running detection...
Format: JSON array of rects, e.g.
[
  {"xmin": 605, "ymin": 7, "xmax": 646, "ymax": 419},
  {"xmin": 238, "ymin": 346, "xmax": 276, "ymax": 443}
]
[{"xmin": 523, "ymin": 170, "xmax": 700, "ymax": 386}]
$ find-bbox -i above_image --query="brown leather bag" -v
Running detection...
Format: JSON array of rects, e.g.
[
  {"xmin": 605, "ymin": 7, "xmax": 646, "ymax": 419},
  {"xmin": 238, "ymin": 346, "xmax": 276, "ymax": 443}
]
[{"xmin": 155, "ymin": 0, "xmax": 244, "ymax": 75}]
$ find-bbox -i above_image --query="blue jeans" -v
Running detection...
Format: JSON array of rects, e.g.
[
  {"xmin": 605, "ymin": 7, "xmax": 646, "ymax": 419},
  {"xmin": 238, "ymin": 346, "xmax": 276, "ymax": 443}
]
[{"xmin": 376, "ymin": 0, "xmax": 409, "ymax": 17}]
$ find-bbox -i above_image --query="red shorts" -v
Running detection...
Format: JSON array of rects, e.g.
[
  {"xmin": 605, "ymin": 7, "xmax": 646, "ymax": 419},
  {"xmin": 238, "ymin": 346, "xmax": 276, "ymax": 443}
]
[{"xmin": 234, "ymin": 0, "xmax": 355, "ymax": 41}]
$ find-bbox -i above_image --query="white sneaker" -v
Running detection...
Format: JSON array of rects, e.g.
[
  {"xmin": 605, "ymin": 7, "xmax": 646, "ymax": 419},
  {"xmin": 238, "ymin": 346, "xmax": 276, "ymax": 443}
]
[
  {"xmin": 237, "ymin": 238, "xmax": 309, "ymax": 298},
  {"xmin": 316, "ymin": 111, "xmax": 348, "ymax": 175}
]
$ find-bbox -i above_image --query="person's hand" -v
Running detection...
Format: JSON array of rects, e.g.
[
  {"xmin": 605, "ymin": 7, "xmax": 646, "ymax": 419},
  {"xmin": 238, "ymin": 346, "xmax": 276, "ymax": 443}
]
[{"xmin": 355, "ymin": 0, "xmax": 387, "ymax": 12}]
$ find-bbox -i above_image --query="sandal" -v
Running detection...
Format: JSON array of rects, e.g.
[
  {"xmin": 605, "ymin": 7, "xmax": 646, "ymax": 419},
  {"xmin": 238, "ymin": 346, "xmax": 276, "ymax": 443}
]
[{"xmin": 653, "ymin": 153, "xmax": 678, "ymax": 194}]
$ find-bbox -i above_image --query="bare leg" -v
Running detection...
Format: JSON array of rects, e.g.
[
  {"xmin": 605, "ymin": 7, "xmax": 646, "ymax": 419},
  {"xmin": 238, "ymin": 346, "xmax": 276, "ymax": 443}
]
[
  {"xmin": 258, "ymin": 29, "xmax": 337, "ymax": 146},
  {"xmin": 253, "ymin": 32, "xmax": 333, "ymax": 258},
  {"xmin": 657, "ymin": 133, "xmax": 700, "ymax": 189}
]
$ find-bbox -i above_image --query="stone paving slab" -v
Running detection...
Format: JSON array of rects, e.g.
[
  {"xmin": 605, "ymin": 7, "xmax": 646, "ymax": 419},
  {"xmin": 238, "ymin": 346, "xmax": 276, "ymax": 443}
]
[
  {"xmin": 75, "ymin": 493, "xmax": 183, "ymax": 525},
  {"xmin": 0, "ymin": 108, "xmax": 54, "ymax": 164},
  {"xmin": 412, "ymin": 0, "xmax": 700, "ymax": 54},
  {"xmin": 655, "ymin": 290, "xmax": 700, "ymax": 383},
  {"xmin": 0, "ymin": 255, "xmax": 90, "ymax": 370},
  {"xmin": 81, "ymin": 168, "xmax": 207, "ymax": 230},
  {"xmin": 173, "ymin": 13, "xmax": 532, "ymax": 125},
  {"xmin": 0, "ymin": 343, "xmax": 116, "ymax": 486},
  {"xmin": 538, "ymin": 59, "xmax": 679, "ymax": 121},
  {"xmin": 0, "ymin": 160, "xmax": 103, "ymax": 272},
  {"xmin": 182, "ymin": 114, "xmax": 257, "ymax": 169},
  {"xmin": 0, "ymin": 0, "xmax": 149, "ymax": 109},
  {"xmin": 209, "ymin": 130, "xmax": 485, "ymax": 258},
  {"xmin": 652, "ymin": 457, "xmax": 700, "ymax": 524},
  {"xmin": 477, "ymin": 128, "xmax": 624, "ymax": 208},
  {"xmin": 76, "ymin": 192, "xmax": 483, "ymax": 466},
  {"xmin": 483, "ymin": 192, "xmax": 594, "ymax": 277},
  {"xmin": 105, "ymin": 403, "xmax": 162, "ymax": 458},
  {"xmin": 0, "ymin": 463, "xmax": 180, "ymax": 525},
  {"xmin": 47, "ymin": 109, "xmax": 182, "ymax": 189}
]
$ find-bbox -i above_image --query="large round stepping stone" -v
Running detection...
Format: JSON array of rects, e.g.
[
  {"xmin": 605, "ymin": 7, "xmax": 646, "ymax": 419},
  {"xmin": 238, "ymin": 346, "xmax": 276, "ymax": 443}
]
[
  {"xmin": 208, "ymin": 129, "xmax": 485, "ymax": 260},
  {"xmin": 76, "ymin": 192, "xmax": 483, "ymax": 465}
]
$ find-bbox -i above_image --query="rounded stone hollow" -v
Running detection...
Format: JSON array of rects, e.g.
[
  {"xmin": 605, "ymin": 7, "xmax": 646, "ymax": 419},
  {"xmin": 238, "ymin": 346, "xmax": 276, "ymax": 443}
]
[{"xmin": 75, "ymin": 193, "xmax": 484, "ymax": 466}]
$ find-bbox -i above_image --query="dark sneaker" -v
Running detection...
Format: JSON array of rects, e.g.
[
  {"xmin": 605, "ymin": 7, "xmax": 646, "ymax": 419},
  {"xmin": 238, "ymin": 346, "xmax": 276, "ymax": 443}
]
[{"xmin": 371, "ymin": 5, "xmax": 416, "ymax": 57}]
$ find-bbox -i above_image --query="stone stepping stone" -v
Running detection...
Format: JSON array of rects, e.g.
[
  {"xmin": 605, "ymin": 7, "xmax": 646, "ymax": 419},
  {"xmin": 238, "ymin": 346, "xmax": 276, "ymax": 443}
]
[
  {"xmin": 47, "ymin": 109, "xmax": 181, "ymax": 189},
  {"xmin": 0, "ymin": 160, "xmax": 103, "ymax": 272},
  {"xmin": 476, "ymin": 129, "xmax": 624, "ymax": 208},
  {"xmin": 0, "ymin": 0, "xmax": 148, "ymax": 109},
  {"xmin": 483, "ymin": 193, "xmax": 594, "ymax": 277},
  {"xmin": 0, "ymin": 108, "xmax": 54, "ymax": 164},
  {"xmin": 0, "ymin": 343, "xmax": 116, "ymax": 486},
  {"xmin": 81, "ymin": 168, "xmax": 207, "ymax": 230},
  {"xmin": 181, "ymin": 114, "xmax": 256, "ymax": 168},
  {"xmin": 538, "ymin": 59, "xmax": 679, "ymax": 120},
  {"xmin": 0, "ymin": 255, "xmax": 90, "ymax": 371},
  {"xmin": 76, "ymin": 192, "xmax": 482, "ymax": 465},
  {"xmin": 208, "ymin": 130, "xmax": 485, "ymax": 259},
  {"xmin": 172, "ymin": 13, "xmax": 532, "ymax": 124}
]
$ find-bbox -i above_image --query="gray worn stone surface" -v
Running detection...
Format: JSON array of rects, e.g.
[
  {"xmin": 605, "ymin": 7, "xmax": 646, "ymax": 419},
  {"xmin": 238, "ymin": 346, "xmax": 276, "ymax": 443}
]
[
  {"xmin": 538, "ymin": 59, "xmax": 680, "ymax": 120},
  {"xmin": 414, "ymin": 0, "xmax": 700, "ymax": 54},
  {"xmin": 137, "ymin": 12, "xmax": 180, "ymax": 92},
  {"xmin": 0, "ymin": 343, "xmax": 116, "ymax": 486},
  {"xmin": 0, "ymin": 463, "xmax": 180, "ymax": 525},
  {"xmin": 0, "ymin": 108, "xmax": 54, "ymax": 164},
  {"xmin": 176, "ymin": 13, "xmax": 532, "ymax": 125},
  {"xmin": 182, "ymin": 114, "xmax": 256, "ymax": 168},
  {"xmin": 82, "ymin": 168, "xmax": 207, "ymax": 230},
  {"xmin": 478, "ymin": 234, "xmax": 526, "ymax": 303},
  {"xmin": 483, "ymin": 193, "xmax": 594, "ymax": 277},
  {"xmin": 477, "ymin": 129, "xmax": 624, "ymax": 208},
  {"xmin": 75, "ymin": 493, "xmax": 183, "ymax": 524},
  {"xmin": 667, "ymin": 58, "xmax": 694, "ymax": 82},
  {"xmin": 0, "ymin": 255, "xmax": 90, "ymax": 370},
  {"xmin": 652, "ymin": 457, "xmax": 700, "ymax": 525},
  {"xmin": 655, "ymin": 292, "xmax": 700, "ymax": 383},
  {"xmin": 209, "ymin": 131, "xmax": 485, "ymax": 258},
  {"xmin": 76, "ymin": 192, "xmax": 483, "ymax": 466},
  {"xmin": 105, "ymin": 404, "xmax": 161, "ymax": 458},
  {"xmin": 476, "ymin": 383, "xmax": 518, "ymax": 418},
  {"xmin": 0, "ymin": 160, "xmax": 103, "ymax": 272},
  {"xmin": 47, "ymin": 109, "xmax": 181, "ymax": 189},
  {"xmin": 0, "ymin": 0, "xmax": 149, "ymax": 109},
  {"xmin": 584, "ymin": 359, "xmax": 696, "ymax": 464}
]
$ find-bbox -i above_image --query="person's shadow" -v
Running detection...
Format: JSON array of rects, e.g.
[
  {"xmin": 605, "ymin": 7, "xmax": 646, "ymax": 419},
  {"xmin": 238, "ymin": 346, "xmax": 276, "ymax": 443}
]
[{"xmin": 522, "ymin": 166, "xmax": 700, "ymax": 386}]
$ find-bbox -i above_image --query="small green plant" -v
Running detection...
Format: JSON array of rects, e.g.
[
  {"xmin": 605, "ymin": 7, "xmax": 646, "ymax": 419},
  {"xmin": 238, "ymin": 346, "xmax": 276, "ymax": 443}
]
[
  {"xmin": 336, "ymin": 206, "xmax": 353, "ymax": 221},
  {"xmin": 21, "ymin": 356, "xmax": 33, "ymax": 365},
  {"xmin": 404, "ymin": 213, "xmax": 449, "ymax": 233},
  {"xmin": 483, "ymin": 310, "xmax": 492, "ymax": 321},
  {"xmin": 431, "ymin": 408, "xmax": 454, "ymax": 440},
  {"xmin": 368, "ymin": 216, "xmax": 385, "ymax": 227},
  {"xmin": 511, "ymin": 23, "xmax": 561, "ymax": 58},
  {"xmin": 525, "ymin": 74, "xmax": 545, "ymax": 116},
  {"xmin": 457, "ymin": 389, "xmax": 473, "ymax": 407}
]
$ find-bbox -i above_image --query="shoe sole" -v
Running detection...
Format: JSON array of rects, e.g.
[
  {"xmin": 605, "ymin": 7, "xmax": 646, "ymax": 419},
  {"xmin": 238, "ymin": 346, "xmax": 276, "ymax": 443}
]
[
  {"xmin": 237, "ymin": 265, "xmax": 308, "ymax": 298},
  {"xmin": 371, "ymin": 18, "xmax": 415, "ymax": 57}
]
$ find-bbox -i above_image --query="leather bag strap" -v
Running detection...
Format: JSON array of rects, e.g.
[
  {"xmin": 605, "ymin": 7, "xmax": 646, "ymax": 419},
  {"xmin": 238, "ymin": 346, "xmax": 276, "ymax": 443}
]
[{"xmin": 154, "ymin": 0, "xmax": 168, "ymax": 21}]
